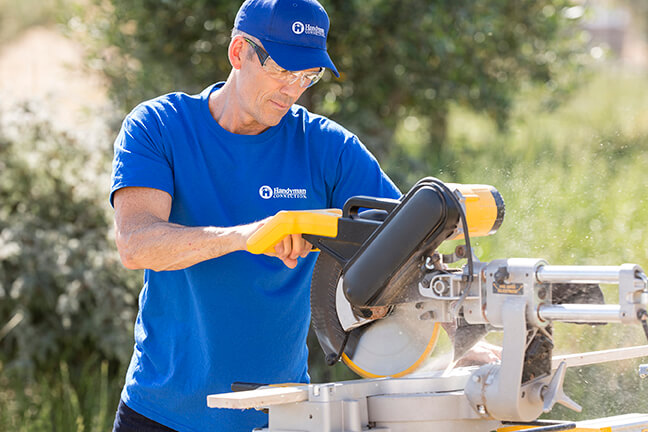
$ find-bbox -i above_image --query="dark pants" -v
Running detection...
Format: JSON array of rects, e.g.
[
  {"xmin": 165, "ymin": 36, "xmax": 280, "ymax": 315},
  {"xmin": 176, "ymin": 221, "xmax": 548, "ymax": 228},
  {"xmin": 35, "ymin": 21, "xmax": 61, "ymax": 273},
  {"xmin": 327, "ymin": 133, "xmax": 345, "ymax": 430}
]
[{"xmin": 113, "ymin": 400, "xmax": 178, "ymax": 432}]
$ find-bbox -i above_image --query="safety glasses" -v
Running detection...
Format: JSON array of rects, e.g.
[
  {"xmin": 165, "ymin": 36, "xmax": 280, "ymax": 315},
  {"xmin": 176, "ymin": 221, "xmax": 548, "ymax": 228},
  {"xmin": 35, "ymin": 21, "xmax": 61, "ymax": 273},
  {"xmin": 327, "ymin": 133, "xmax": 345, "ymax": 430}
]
[{"xmin": 244, "ymin": 38, "xmax": 325, "ymax": 88}]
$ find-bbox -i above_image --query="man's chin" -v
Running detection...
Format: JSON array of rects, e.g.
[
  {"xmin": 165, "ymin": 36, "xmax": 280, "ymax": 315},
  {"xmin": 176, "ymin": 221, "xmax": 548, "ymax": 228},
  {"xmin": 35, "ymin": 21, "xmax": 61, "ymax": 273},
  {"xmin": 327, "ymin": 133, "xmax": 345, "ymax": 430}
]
[{"xmin": 263, "ymin": 111, "xmax": 287, "ymax": 128}]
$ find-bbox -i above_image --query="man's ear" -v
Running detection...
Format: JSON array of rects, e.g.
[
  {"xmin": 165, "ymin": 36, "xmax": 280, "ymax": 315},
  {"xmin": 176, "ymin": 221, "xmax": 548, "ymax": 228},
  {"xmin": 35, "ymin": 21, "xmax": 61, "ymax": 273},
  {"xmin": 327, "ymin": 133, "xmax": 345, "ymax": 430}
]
[{"xmin": 229, "ymin": 36, "xmax": 245, "ymax": 70}]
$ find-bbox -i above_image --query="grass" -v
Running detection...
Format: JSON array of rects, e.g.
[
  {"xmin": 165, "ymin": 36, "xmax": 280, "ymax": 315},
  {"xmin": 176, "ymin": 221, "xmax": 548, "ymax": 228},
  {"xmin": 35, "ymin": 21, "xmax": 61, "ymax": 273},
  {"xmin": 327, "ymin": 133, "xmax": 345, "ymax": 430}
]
[
  {"xmin": 0, "ymin": 359, "xmax": 123, "ymax": 431},
  {"xmin": 434, "ymin": 69, "xmax": 648, "ymax": 269}
]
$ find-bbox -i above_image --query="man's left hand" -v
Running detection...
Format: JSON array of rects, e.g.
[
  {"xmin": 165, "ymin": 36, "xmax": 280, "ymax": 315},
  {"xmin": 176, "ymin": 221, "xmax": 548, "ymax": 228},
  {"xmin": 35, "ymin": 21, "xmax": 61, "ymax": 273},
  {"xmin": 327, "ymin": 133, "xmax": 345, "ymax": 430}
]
[{"xmin": 456, "ymin": 340, "xmax": 502, "ymax": 367}]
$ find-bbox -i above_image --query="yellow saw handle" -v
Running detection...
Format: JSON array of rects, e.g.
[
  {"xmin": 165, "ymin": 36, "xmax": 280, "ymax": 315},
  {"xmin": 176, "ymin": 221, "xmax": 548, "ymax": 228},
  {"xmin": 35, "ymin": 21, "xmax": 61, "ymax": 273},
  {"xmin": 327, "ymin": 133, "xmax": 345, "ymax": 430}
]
[{"xmin": 246, "ymin": 209, "xmax": 342, "ymax": 255}]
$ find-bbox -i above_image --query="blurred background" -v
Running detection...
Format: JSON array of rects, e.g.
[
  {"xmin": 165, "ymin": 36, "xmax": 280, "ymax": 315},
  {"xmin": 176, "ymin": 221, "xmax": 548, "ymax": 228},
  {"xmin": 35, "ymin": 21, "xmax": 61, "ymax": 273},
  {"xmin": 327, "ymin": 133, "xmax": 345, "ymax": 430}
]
[{"xmin": 1, "ymin": 0, "xmax": 647, "ymax": 430}]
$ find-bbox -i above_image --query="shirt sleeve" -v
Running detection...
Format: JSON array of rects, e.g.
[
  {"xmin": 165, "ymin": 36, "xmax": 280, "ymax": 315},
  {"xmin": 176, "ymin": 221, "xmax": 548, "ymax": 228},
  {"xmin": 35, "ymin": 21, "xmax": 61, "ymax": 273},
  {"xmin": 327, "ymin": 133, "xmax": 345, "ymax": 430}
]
[
  {"xmin": 110, "ymin": 104, "xmax": 174, "ymax": 207},
  {"xmin": 328, "ymin": 136, "xmax": 401, "ymax": 209}
]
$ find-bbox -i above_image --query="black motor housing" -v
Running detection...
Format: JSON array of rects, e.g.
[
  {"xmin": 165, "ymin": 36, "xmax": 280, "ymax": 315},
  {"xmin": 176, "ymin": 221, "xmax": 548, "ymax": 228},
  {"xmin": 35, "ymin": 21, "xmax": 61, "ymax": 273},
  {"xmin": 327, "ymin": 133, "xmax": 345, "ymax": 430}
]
[{"xmin": 342, "ymin": 178, "xmax": 462, "ymax": 308}]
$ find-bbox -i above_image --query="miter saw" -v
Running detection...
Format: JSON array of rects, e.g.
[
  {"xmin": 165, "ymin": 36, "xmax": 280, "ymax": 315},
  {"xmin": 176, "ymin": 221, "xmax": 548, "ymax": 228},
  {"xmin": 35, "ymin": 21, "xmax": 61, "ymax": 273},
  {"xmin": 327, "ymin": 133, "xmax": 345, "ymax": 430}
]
[{"xmin": 208, "ymin": 177, "xmax": 648, "ymax": 432}]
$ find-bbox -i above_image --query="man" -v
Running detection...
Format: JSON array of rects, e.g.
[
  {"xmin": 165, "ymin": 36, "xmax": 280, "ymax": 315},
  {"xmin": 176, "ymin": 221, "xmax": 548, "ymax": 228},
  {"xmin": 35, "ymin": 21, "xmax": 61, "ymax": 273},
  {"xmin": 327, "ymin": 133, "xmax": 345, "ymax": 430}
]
[{"xmin": 110, "ymin": 0, "xmax": 401, "ymax": 431}]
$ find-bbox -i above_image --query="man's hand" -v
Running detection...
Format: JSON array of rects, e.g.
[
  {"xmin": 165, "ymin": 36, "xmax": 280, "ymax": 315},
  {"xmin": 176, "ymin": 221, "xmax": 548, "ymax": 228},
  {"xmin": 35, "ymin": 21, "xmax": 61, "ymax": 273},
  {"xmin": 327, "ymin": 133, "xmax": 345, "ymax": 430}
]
[
  {"xmin": 456, "ymin": 340, "xmax": 502, "ymax": 367},
  {"xmin": 241, "ymin": 218, "xmax": 312, "ymax": 269},
  {"xmin": 271, "ymin": 234, "xmax": 312, "ymax": 269},
  {"xmin": 265, "ymin": 234, "xmax": 312, "ymax": 269}
]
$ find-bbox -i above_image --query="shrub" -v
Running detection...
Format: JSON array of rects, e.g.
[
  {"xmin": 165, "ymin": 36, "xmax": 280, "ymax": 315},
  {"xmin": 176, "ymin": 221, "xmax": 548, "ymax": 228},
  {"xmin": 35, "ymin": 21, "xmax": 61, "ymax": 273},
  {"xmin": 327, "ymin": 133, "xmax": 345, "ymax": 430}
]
[{"xmin": 0, "ymin": 102, "xmax": 139, "ymax": 378}]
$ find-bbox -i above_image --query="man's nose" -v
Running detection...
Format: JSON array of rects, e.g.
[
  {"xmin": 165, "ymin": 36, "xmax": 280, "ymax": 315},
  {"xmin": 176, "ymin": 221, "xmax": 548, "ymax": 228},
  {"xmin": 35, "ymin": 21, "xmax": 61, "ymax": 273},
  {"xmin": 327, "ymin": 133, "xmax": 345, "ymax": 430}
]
[{"xmin": 280, "ymin": 80, "xmax": 306, "ymax": 99}]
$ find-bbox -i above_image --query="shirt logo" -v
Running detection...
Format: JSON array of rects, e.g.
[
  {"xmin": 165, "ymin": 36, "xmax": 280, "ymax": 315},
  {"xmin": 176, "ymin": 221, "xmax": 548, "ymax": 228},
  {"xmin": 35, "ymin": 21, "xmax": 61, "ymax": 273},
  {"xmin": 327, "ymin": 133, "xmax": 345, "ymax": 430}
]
[
  {"xmin": 259, "ymin": 185, "xmax": 307, "ymax": 199},
  {"xmin": 259, "ymin": 185, "xmax": 273, "ymax": 199},
  {"xmin": 292, "ymin": 21, "xmax": 305, "ymax": 34}
]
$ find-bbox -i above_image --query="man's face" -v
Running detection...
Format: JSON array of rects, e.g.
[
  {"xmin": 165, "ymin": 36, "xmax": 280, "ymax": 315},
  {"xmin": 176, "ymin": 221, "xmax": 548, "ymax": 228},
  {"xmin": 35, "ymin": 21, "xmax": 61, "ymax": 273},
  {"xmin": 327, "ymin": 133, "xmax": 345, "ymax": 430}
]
[{"xmin": 236, "ymin": 41, "xmax": 317, "ymax": 130}]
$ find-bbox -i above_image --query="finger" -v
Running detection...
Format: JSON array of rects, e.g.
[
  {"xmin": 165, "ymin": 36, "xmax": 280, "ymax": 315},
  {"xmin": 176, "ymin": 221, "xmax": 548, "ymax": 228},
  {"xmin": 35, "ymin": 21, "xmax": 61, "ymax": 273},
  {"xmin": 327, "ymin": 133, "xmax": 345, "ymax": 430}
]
[
  {"xmin": 289, "ymin": 235, "xmax": 312, "ymax": 259},
  {"xmin": 289, "ymin": 234, "xmax": 309, "ymax": 260},
  {"xmin": 284, "ymin": 235, "xmax": 293, "ymax": 259},
  {"xmin": 300, "ymin": 240, "xmax": 313, "ymax": 258},
  {"xmin": 275, "ymin": 235, "xmax": 292, "ymax": 259},
  {"xmin": 273, "ymin": 236, "xmax": 286, "ymax": 258},
  {"xmin": 273, "ymin": 241, "xmax": 283, "ymax": 257},
  {"xmin": 281, "ymin": 257, "xmax": 298, "ymax": 269}
]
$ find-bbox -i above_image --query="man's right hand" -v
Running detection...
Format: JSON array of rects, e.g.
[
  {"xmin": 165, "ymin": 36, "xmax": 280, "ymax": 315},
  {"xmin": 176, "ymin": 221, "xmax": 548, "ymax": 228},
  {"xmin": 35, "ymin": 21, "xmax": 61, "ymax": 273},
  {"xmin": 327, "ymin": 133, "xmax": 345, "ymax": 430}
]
[
  {"xmin": 268, "ymin": 233, "xmax": 312, "ymax": 269},
  {"xmin": 242, "ymin": 218, "xmax": 312, "ymax": 269}
]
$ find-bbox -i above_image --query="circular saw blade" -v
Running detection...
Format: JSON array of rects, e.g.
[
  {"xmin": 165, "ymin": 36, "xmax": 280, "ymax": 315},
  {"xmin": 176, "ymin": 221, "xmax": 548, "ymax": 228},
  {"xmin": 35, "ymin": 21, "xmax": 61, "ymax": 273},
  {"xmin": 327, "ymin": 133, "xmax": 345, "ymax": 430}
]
[
  {"xmin": 311, "ymin": 252, "xmax": 441, "ymax": 378},
  {"xmin": 342, "ymin": 305, "xmax": 440, "ymax": 378}
]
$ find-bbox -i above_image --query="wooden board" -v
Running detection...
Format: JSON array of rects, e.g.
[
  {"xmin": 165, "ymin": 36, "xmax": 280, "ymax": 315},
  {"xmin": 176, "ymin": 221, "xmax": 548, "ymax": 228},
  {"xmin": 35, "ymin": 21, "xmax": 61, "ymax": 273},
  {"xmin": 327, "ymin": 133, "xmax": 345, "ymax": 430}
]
[{"xmin": 207, "ymin": 386, "xmax": 309, "ymax": 409}]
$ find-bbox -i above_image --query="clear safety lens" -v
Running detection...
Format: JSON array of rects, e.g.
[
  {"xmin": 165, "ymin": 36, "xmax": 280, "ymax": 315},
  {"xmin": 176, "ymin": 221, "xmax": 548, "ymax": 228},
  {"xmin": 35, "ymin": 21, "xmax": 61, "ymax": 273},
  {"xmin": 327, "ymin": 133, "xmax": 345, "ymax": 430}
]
[
  {"xmin": 245, "ymin": 38, "xmax": 324, "ymax": 88},
  {"xmin": 262, "ymin": 57, "xmax": 324, "ymax": 88}
]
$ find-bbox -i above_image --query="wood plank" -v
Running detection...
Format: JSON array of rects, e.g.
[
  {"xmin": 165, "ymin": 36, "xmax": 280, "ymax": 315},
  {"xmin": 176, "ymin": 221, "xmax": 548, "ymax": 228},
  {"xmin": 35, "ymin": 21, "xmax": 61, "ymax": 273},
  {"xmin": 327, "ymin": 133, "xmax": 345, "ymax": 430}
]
[{"xmin": 207, "ymin": 386, "xmax": 309, "ymax": 409}]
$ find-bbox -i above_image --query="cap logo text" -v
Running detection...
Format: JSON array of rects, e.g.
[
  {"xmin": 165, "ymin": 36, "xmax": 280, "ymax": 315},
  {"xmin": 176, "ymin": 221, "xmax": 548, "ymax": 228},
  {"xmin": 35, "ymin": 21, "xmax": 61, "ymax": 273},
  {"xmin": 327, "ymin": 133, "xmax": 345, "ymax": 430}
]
[{"xmin": 304, "ymin": 23, "xmax": 325, "ymax": 37}]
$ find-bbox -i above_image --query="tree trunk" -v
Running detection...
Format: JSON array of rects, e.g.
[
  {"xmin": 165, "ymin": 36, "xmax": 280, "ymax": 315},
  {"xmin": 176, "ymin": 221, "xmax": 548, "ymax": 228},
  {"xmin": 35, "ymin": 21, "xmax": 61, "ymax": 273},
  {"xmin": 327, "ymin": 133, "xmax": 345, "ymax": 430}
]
[{"xmin": 427, "ymin": 107, "xmax": 448, "ymax": 157}]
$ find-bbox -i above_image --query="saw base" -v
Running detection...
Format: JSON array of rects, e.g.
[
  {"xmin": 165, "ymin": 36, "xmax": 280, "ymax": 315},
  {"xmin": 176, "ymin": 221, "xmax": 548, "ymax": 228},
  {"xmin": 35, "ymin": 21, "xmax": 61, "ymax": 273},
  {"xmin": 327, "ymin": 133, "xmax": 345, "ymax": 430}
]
[{"xmin": 207, "ymin": 370, "xmax": 648, "ymax": 432}]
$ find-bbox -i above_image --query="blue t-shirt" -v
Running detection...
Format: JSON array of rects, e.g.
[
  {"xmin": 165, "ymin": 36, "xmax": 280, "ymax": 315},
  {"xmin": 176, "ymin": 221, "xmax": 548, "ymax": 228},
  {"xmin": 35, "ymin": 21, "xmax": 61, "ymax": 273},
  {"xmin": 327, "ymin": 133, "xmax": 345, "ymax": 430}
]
[{"xmin": 111, "ymin": 83, "xmax": 401, "ymax": 432}]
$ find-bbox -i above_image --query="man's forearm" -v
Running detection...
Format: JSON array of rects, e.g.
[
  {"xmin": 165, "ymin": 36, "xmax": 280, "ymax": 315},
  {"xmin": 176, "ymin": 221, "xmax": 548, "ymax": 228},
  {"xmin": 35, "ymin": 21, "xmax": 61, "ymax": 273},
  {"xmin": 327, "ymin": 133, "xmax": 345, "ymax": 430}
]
[{"xmin": 116, "ymin": 215, "xmax": 252, "ymax": 272}]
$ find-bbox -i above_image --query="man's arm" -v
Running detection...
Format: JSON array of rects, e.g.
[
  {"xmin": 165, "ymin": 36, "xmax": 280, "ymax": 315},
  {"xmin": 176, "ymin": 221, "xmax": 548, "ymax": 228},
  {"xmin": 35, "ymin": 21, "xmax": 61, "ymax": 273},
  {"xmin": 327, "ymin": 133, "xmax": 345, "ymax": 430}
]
[{"xmin": 113, "ymin": 187, "xmax": 311, "ymax": 271}]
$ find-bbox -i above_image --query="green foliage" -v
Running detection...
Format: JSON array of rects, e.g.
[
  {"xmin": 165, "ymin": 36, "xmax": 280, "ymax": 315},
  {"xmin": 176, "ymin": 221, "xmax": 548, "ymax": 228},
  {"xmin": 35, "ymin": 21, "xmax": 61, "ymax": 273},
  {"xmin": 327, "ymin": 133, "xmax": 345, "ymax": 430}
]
[
  {"xmin": 318, "ymin": 0, "xmax": 589, "ymax": 157},
  {"xmin": 439, "ymin": 70, "xmax": 648, "ymax": 418},
  {"xmin": 440, "ymin": 71, "xmax": 648, "ymax": 266},
  {"xmin": 68, "ymin": 0, "xmax": 241, "ymax": 113},
  {"xmin": 551, "ymin": 358, "xmax": 648, "ymax": 420},
  {"xmin": 0, "ymin": 103, "xmax": 140, "ymax": 377},
  {"xmin": 2, "ymin": 0, "xmax": 646, "ymax": 426}
]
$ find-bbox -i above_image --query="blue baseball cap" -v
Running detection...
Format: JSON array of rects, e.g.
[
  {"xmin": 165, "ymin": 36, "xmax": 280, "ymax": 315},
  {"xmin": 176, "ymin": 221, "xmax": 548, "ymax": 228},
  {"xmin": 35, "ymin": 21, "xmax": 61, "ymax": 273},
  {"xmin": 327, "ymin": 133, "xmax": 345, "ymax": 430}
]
[{"xmin": 234, "ymin": 0, "xmax": 340, "ymax": 77}]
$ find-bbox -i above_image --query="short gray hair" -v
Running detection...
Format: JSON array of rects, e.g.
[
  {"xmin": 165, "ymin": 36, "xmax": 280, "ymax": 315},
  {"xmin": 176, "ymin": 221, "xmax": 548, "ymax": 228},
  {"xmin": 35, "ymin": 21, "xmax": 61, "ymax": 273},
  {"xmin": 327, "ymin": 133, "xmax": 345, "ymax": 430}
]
[
  {"xmin": 231, "ymin": 28, "xmax": 261, "ymax": 46},
  {"xmin": 230, "ymin": 28, "xmax": 261, "ymax": 60}
]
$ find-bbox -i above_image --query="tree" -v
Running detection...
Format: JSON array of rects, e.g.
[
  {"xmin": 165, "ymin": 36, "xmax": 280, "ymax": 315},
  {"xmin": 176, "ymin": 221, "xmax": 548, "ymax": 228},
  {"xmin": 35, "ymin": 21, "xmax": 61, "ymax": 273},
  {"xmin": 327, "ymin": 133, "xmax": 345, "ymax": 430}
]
[
  {"xmin": 69, "ymin": 0, "xmax": 240, "ymax": 113},
  {"xmin": 73, "ymin": 0, "xmax": 587, "ymax": 160},
  {"xmin": 320, "ymin": 0, "xmax": 587, "ymax": 156}
]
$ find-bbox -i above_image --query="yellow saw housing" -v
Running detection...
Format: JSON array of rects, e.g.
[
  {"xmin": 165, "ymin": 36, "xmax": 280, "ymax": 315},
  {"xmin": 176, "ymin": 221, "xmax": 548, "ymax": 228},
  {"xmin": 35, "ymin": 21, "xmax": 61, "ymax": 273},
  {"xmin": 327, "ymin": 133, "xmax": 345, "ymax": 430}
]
[{"xmin": 448, "ymin": 183, "xmax": 505, "ymax": 239}]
